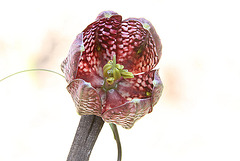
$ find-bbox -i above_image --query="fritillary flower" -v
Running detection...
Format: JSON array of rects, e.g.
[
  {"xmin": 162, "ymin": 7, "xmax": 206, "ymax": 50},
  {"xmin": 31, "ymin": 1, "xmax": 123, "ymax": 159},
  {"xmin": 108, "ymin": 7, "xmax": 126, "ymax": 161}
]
[{"xmin": 61, "ymin": 11, "xmax": 163, "ymax": 129}]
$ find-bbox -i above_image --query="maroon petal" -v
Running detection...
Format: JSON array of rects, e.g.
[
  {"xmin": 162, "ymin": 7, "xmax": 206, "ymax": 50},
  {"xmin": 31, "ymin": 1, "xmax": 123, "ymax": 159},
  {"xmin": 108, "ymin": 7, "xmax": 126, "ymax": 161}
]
[
  {"xmin": 61, "ymin": 33, "xmax": 84, "ymax": 83},
  {"xmin": 151, "ymin": 69, "xmax": 163, "ymax": 108},
  {"xmin": 78, "ymin": 21, "xmax": 102, "ymax": 76},
  {"xmin": 76, "ymin": 13, "xmax": 122, "ymax": 80},
  {"xmin": 67, "ymin": 79, "xmax": 102, "ymax": 117},
  {"xmin": 133, "ymin": 18, "xmax": 162, "ymax": 59},
  {"xmin": 102, "ymin": 98, "xmax": 152, "ymax": 129},
  {"xmin": 116, "ymin": 18, "xmax": 162, "ymax": 74},
  {"xmin": 95, "ymin": 14, "xmax": 122, "ymax": 63},
  {"xmin": 117, "ymin": 69, "xmax": 163, "ymax": 101},
  {"xmin": 102, "ymin": 89, "xmax": 128, "ymax": 113},
  {"xmin": 61, "ymin": 32, "xmax": 105, "ymax": 88}
]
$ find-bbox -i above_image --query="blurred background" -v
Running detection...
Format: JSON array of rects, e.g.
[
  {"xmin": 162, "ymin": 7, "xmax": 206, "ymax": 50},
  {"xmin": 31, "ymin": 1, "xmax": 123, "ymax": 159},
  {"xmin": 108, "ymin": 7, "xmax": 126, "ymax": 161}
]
[{"xmin": 0, "ymin": 0, "xmax": 240, "ymax": 160}]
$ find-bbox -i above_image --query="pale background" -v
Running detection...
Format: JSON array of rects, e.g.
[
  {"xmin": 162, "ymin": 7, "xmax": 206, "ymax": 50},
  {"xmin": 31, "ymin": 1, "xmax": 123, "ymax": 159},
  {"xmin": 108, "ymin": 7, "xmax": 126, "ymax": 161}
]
[{"xmin": 0, "ymin": 0, "xmax": 240, "ymax": 160}]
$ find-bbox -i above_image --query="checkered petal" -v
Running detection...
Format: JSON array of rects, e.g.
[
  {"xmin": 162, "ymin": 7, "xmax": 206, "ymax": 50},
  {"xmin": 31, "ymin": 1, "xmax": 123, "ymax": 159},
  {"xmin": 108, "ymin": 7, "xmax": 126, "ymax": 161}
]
[
  {"xmin": 116, "ymin": 18, "xmax": 162, "ymax": 74},
  {"xmin": 67, "ymin": 79, "xmax": 102, "ymax": 116},
  {"xmin": 102, "ymin": 98, "xmax": 151, "ymax": 129}
]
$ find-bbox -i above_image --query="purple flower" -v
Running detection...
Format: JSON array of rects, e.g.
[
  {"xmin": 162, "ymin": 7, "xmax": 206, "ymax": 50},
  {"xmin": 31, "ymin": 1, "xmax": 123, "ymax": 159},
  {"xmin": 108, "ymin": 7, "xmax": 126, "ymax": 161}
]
[{"xmin": 61, "ymin": 11, "xmax": 163, "ymax": 129}]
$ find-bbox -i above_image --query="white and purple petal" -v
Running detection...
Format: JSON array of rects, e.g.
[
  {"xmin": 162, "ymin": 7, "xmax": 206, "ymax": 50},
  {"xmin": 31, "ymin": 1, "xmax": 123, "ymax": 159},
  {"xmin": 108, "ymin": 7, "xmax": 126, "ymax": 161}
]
[
  {"xmin": 67, "ymin": 79, "xmax": 102, "ymax": 117},
  {"xmin": 102, "ymin": 98, "xmax": 152, "ymax": 129},
  {"xmin": 61, "ymin": 33, "xmax": 84, "ymax": 83}
]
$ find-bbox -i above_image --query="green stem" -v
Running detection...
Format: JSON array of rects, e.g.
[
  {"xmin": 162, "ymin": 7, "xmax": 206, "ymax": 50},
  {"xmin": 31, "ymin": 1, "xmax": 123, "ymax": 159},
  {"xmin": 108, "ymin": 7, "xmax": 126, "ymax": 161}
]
[
  {"xmin": 0, "ymin": 69, "xmax": 65, "ymax": 82},
  {"xmin": 109, "ymin": 123, "xmax": 122, "ymax": 161}
]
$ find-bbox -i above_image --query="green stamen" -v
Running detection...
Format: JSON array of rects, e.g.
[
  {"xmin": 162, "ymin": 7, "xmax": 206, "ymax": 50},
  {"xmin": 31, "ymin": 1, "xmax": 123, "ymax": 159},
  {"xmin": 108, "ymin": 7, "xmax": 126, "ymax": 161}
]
[
  {"xmin": 103, "ymin": 63, "xmax": 113, "ymax": 77},
  {"xmin": 113, "ymin": 68, "xmax": 121, "ymax": 80},
  {"xmin": 120, "ymin": 69, "xmax": 134, "ymax": 79},
  {"xmin": 102, "ymin": 55, "xmax": 134, "ymax": 85},
  {"xmin": 116, "ymin": 64, "xmax": 124, "ymax": 70},
  {"xmin": 106, "ymin": 77, "xmax": 115, "ymax": 85}
]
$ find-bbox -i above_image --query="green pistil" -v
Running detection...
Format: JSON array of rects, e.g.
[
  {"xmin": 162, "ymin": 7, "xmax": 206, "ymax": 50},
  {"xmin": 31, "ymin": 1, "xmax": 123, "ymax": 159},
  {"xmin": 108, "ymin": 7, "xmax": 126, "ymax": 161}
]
[
  {"xmin": 112, "ymin": 55, "xmax": 117, "ymax": 67},
  {"xmin": 103, "ymin": 55, "xmax": 134, "ymax": 85}
]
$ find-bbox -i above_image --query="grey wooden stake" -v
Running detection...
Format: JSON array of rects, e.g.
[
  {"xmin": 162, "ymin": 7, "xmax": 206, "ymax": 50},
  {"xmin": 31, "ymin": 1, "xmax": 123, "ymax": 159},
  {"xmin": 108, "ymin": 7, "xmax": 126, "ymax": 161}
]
[{"xmin": 67, "ymin": 115, "xmax": 104, "ymax": 161}]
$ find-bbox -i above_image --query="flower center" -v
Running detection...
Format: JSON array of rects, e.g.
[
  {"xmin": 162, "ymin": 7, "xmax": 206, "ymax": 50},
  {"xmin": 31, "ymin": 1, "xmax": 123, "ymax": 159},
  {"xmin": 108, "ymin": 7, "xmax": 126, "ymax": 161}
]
[{"xmin": 102, "ymin": 55, "xmax": 134, "ymax": 90}]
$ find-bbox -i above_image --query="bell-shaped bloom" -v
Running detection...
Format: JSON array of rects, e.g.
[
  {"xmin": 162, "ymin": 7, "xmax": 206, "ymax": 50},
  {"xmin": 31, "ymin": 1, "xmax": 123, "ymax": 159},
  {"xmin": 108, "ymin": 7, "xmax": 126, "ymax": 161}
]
[{"xmin": 61, "ymin": 11, "xmax": 163, "ymax": 129}]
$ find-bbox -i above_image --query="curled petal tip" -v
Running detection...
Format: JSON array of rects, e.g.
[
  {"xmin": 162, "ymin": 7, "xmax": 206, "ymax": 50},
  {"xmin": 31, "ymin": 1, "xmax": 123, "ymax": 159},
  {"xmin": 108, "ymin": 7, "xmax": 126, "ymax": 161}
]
[
  {"xmin": 96, "ymin": 11, "xmax": 119, "ymax": 20},
  {"xmin": 152, "ymin": 69, "xmax": 164, "ymax": 107}
]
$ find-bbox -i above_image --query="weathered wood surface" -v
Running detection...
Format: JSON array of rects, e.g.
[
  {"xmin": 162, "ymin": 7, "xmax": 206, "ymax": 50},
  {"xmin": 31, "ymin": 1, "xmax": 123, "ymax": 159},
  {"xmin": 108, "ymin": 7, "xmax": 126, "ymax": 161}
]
[{"xmin": 67, "ymin": 115, "xmax": 104, "ymax": 161}]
